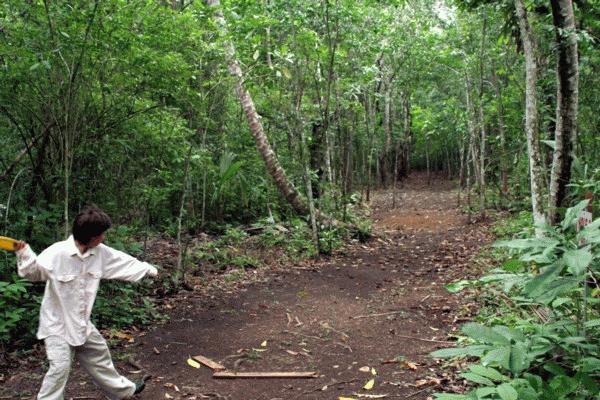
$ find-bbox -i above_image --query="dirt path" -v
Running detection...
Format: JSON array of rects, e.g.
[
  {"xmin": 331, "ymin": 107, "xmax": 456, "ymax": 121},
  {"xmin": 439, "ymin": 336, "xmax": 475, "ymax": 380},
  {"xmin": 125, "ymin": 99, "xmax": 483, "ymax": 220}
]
[{"xmin": 3, "ymin": 175, "xmax": 494, "ymax": 399}]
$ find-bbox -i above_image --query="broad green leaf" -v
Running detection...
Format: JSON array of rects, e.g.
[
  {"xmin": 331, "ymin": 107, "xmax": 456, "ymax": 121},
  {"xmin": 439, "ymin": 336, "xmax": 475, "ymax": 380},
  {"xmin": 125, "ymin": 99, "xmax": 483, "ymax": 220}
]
[
  {"xmin": 445, "ymin": 280, "xmax": 471, "ymax": 293},
  {"xmin": 580, "ymin": 357, "xmax": 600, "ymax": 373},
  {"xmin": 576, "ymin": 217, "xmax": 600, "ymax": 244},
  {"xmin": 584, "ymin": 319, "xmax": 600, "ymax": 328},
  {"xmin": 492, "ymin": 326, "xmax": 526, "ymax": 343},
  {"xmin": 433, "ymin": 394, "xmax": 468, "ymax": 400},
  {"xmin": 496, "ymin": 383, "xmax": 518, "ymax": 400},
  {"xmin": 551, "ymin": 297, "xmax": 572, "ymax": 307},
  {"xmin": 563, "ymin": 248, "xmax": 592, "ymax": 275},
  {"xmin": 522, "ymin": 263, "xmax": 564, "ymax": 298},
  {"xmin": 549, "ymin": 375, "xmax": 578, "ymax": 396},
  {"xmin": 479, "ymin": 273, "xmax": 518, "ymax": 283},
  {"xmin": 468, "ymin": 365, "xmax": 509, "ymax": 382},
  {"xmin": 562, "ymin": 200, "xmax": 590, "ymax": 230},
  {"xmin": 474, "ymin": 387, "xmax": 496, "ymax": 397},
  {"xmin": 430, "ymin": 345, "xmax": 491, "ymax": 358},
  {"xmin": 481, "ymin": 346, "xmax": 511, "ymax": 370},
  {"xmin": 508, "ymin": 344, "xmax": 529, "ymax": 374},
  {"xmin": 523, "ymin": 373, "xmax": 543, "ymax": 390},
  {"xmin": 534, "ymin": 277, "xmax": 579, "ymax": 304},
  {"xmin": 501, "ymin": 259, "xmax": 523, "ymax": 272},
  {"xmin": 461, "ymin": 323, "xmax": 510, "ymax": 345},
  {"xmin": 460, "ymin": 372, "xmax": 494, "ymax": 386},
  {"xmin": 494, "ymin": 238, "xmax": 559, "ymax": 250},
  {"xmin": 544, "ymin": 362, "xmax": 567, "ymax": 376}
]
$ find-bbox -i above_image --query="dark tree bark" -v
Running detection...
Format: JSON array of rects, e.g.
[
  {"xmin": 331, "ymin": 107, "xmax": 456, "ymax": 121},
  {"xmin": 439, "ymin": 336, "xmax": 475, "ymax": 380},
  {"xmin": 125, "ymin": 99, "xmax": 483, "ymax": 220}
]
[{"xmin": 548, "ymin": 0, "xmax": 579, "ymax": 224}]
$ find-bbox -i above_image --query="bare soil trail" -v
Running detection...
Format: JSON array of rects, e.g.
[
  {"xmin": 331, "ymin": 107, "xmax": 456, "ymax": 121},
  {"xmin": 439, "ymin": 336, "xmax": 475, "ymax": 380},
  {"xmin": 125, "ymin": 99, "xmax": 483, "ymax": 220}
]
[{"xmin": 2, "ymin": 174, "xmax": 494, "ymax": 399}]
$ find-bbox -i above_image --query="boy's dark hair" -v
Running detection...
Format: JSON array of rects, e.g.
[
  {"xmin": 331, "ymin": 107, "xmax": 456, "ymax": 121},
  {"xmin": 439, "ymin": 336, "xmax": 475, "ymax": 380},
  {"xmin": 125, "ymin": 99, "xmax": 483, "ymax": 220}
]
[{"xmin": 72, "ymin": 205, "xmax": 111, "ymax": 244}]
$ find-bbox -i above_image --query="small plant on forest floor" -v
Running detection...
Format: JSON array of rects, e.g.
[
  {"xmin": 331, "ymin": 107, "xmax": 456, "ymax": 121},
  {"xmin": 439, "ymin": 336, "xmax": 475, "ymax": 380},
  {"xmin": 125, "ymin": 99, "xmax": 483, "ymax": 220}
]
[{"xmin": 432, "ymin": 200, "xmax": 600, "ymax": 400}]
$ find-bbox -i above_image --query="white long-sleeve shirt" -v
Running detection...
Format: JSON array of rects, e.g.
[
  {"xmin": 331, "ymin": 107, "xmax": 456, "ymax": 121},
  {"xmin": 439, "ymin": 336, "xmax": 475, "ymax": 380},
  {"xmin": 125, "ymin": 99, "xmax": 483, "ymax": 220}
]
[{"xmin": 17, "ymin": 235, "xmax": 157, "ymax": 346}]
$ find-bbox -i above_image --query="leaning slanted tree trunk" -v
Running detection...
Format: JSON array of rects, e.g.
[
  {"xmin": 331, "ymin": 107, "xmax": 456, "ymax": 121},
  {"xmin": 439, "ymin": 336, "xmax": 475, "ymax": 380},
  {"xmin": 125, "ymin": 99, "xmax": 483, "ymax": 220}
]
[
  {"xmin": 548, "ymin": 0, "xmax": 579, "ymax": 224},
  {"xmin": 206, "ymin": 0, "xmax": 309, "ymax": 216},
  {"xmin": 515, "ymin": 0, "xmax": 547, "ymax": 233}
]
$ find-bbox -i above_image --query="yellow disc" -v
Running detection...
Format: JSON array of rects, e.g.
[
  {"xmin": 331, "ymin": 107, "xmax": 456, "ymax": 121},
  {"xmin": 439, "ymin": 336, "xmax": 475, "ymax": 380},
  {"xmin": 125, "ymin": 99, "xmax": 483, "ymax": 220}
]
[{"xmin": 0, "ymin": 236, "xmax": 19, "ymax": 251}]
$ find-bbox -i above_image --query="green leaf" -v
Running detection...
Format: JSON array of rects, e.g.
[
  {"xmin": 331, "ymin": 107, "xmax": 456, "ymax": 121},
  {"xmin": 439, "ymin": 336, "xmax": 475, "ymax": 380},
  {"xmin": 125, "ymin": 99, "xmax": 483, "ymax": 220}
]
[
  {"xmin": 522, "ymin": 263, "xmax": 564, "ymax": 298},
  {"xmin": 584, "ymin": 319, "xmax": 600, "ymax": 328},
  {"xmin": 462, "ymin": 323, "xmax": 510, "ymax": 345},
  {"xmin": 509, "ymin": 344, "xmax": 529, "ymax": 374},
  {"xmin": 563, "ymin": 248, "xmax": 592, "ymax": 275},
  {"xmin": 433, "ymin": 394, "xmax": 468, "ymax": 400},
  {"xmin": 430, "ymin": 345, "xmax": 491, "ymax": 358},
  {"xmin": 474, "ymin": 387, "xmax": 497, "ymax": 397},
  {"xmin": 551, "ymin": 297, "xmax": 572, "ymax": 307},
  {"xmin": 549, "ymin": 375, "xmax": 578, "ymax": 396},
  {"xmin": 481, "ymin": 346, "xmax": 511, "ymax": 370},
  {"xmin": 493, "ymin": 238, "xmax": 559, "ymax": 250},
  {"xmin": 501, "ymin": 259, "xmax": 523, "ymax": 272},
  {"xmin": 461, "ymin": 372, "xmax": 494, "ymax": 386},
  {"xmin": 496, "ymin": 383, "xmax": 518, "ymax": 400},
  {"xmin": 468, "ymin": 365, "xmax": 509, "ymax": 382},
  {"xmin": 534, "ymin": 277, "xmax": 579, "ymax": 304},
  {"xmin": 445, "ymin": 280, "xmax": 472, "ymax": 293},
  {"xmin": 580, "ymin": 357, "xmax": 600, "ymax": 373},
  {"xmin": 562, "ymin": 200, "xmax": 590, "ymax": 230},
  {"xmin": 544, "ymin": 362, "xmax": 567, "ymax": 376}
]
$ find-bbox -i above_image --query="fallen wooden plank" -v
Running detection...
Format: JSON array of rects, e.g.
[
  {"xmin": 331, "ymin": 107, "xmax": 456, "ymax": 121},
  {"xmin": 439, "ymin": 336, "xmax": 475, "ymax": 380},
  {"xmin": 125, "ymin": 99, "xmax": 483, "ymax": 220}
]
[
  {"xmin": 192, "ymin": 355, "xmax": 226, "ymax": 371},
  {"xmin": 213, "ymin": 371, "xmax": 318, "ymax": 379}
]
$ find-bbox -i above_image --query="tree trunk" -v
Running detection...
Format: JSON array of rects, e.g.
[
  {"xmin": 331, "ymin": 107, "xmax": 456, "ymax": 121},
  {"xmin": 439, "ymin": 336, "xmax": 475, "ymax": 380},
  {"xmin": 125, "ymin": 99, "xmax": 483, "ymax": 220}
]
[
  {"xmin": 464, "ymin": 74, "xmax": 480, "ymax": 196},
  {"xmin": 478, "ymin": 17, "xmax": 487, "ymax": 216},
  {"xmin": 402, "ymin": 92, "xmax": 411, "ymax": 177},
  {"xmin": 548, "ymin": 0, "xmax": 579, "ymax": 224},
  {"xmin": 514, "ymin": 0, "xmax": 547, "ymax": 232},
  {"xmin": 382, "ymin": 72, "xmax": 392, "ymax": 186},
  {"xmin": 491, "ymin": 66, "xmax": 509, "ymax": 199},
  {"xmin": 206, "ymin": 0, "xmax": 309, "ymax": 216}
]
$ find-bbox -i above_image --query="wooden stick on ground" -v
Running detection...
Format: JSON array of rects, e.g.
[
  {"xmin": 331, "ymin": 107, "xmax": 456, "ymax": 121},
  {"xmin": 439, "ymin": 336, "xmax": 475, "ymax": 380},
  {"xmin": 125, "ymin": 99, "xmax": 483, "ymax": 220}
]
[
  {"xmin": 350, "ymin": 311, "xmax": 404, "ymax": 319},
  {"xmin": 192, "ymin": 355, "xmax": 226, "ymax": 371},
  {"xmin": 213, "ymin": 371, "xmax": 318, "ymax": 379}
]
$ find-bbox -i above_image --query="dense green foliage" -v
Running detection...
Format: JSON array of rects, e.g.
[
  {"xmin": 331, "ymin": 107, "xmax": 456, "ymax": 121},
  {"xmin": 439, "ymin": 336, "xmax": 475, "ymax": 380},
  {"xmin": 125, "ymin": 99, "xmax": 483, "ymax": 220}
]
[{"xmin": 433, "ymin": 203, "xmax": 600, "ymax": 399}]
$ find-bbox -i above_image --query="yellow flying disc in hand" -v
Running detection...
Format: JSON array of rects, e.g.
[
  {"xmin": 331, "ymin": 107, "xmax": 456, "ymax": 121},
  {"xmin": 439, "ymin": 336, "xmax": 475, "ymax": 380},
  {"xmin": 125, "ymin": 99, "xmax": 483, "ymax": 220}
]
[{"xmin": 0, "ymin": 236, "xmax": 19, "ymax": 251}]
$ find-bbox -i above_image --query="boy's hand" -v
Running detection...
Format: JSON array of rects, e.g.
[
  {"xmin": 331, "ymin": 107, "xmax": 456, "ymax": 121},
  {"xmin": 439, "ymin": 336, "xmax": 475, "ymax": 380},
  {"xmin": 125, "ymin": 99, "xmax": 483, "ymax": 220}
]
[
  {"xmin": 148, "ymin": 265, "xmax": 158, "ymax": 277},
  {"xmin": 15, "ymin": 241, "xmax": 27, "ymax": 252}
]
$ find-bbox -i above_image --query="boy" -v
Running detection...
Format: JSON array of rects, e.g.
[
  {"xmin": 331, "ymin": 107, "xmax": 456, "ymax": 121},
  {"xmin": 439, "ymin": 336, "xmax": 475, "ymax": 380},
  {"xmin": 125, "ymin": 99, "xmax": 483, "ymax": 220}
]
[{"xmin": 15, "ymin": 205, "xmax": 158, "ymax": 399}]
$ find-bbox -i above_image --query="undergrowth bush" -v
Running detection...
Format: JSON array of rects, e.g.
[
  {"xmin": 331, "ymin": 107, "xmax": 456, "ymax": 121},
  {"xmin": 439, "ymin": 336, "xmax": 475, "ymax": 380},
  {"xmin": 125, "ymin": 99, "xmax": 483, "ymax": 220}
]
[{"xmin": 433, "ymin": 200, "xmax": 600, "ymax": 400}]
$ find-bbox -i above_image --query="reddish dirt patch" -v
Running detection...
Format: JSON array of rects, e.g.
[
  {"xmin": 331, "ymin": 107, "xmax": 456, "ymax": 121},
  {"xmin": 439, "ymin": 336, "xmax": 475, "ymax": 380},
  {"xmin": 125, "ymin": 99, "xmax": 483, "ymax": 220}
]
[{"xmin": 1, "ymin": 174, "xmax": 494, "ymax": 399}]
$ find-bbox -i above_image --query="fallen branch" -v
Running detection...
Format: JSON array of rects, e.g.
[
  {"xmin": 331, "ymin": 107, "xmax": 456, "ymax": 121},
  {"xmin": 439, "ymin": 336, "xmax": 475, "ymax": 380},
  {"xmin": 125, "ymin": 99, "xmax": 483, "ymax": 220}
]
[
  {"xmin": 394, "ymin": 335, "xmax": 455, "ymax": 345},
  {"xmin": 350, "ymin": 311, "xmax": 405, "ymax": 319},
  {"xmin": 213, "ymin": 371, "xmax": 318, "ymax": 379},
  {"xmin": 192, "ymin": 355, "xmax": 226, "ymax": 371}
]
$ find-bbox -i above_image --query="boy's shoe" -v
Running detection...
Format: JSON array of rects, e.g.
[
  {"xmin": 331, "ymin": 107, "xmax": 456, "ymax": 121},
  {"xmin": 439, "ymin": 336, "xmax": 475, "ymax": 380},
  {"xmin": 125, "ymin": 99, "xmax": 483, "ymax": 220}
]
[{"xmin": 134, "ymin": 380, "xmax": 145, "ymax": 394}]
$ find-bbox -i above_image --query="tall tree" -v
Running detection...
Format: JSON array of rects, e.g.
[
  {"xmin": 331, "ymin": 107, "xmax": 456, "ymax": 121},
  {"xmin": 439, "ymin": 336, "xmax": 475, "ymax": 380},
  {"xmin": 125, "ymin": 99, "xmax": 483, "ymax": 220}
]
[
  {"xmin": 547, "ymin": 0, "xmax": 579, "ymax": 224},
  {"xmin": 514, "ymin": 0, "xmax": 547, "ymax": 232}
]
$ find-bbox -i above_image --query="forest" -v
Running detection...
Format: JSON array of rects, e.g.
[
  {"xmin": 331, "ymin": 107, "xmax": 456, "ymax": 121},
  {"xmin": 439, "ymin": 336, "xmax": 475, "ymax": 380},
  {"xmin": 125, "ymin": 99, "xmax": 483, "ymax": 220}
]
[{"xmin": 0, "ymin": 0, "xmax": 599, "ymax": 399}]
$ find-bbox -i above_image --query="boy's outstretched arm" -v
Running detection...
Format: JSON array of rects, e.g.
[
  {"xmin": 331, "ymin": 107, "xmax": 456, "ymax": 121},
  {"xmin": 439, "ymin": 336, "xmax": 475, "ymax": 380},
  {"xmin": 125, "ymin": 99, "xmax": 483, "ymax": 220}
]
[
  {"xmin": 15, "ymin": 241, "xmax": 51, "ymax": 282},
  {"xmin": 101, "ymin": 245, "xmax": 158, "ymax": 282}
]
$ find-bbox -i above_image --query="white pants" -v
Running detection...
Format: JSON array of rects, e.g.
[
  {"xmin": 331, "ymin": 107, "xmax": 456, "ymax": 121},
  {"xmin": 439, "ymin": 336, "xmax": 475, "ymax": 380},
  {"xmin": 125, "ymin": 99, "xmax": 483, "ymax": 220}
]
[{"xmin": 38, "ymin": 327, "xmax": 136, "ymax": 400}]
